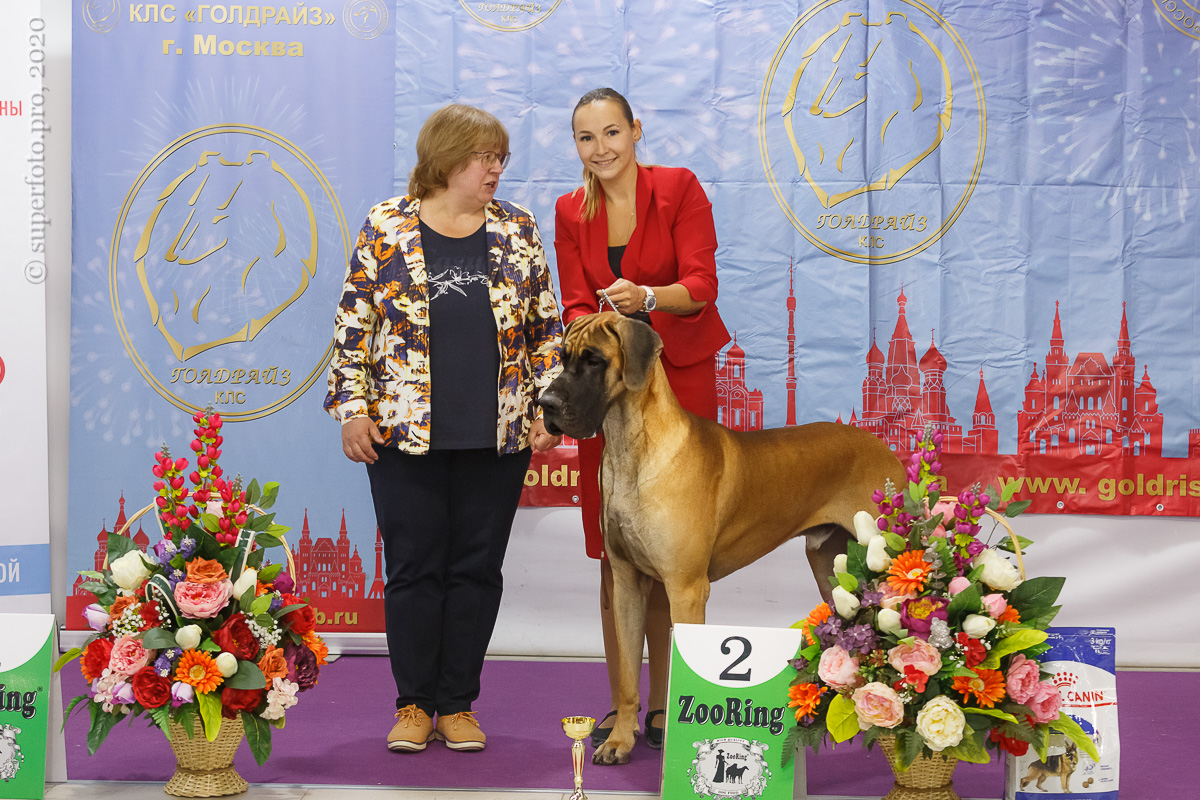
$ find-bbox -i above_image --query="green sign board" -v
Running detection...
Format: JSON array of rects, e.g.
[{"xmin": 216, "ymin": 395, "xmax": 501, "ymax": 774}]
[
  {"xmin": 0, "ymin": 614, "xmax": 54, "ymax": 799},
  {"xmin": 662, "ymin": 623, "xmax": 804, "ymax": 799}
]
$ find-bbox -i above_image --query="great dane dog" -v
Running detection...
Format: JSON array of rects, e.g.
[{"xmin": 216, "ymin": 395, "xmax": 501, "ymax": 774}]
[{"xmin": 539, "ymin": 313, "xmax": 905, "ymax": 765}]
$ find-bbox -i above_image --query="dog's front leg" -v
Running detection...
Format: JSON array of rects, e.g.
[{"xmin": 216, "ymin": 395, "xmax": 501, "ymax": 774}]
[
  {"xmin": 806, "ymin": 526, "xmax": 854, "ymax": 605},
  {"xmin": 594, "ymin": 555, "xmax": 651, "ymax": 766}
]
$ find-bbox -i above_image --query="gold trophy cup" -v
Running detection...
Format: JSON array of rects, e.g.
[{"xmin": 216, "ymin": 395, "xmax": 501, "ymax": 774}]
[{"xmin": 562, "ymin": 716, "xmax": 596, "ymax": 800}]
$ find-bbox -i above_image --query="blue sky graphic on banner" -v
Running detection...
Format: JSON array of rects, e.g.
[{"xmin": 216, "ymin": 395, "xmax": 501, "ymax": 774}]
[{"xmin": 70, "ymin": 0, "xmax": 1200, "ymax": 630}]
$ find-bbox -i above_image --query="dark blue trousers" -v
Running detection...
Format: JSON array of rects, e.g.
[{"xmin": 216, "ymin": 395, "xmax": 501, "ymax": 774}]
[{"xmin": 366, "ymin": 446, "xmax": 532, "ymax": 717}]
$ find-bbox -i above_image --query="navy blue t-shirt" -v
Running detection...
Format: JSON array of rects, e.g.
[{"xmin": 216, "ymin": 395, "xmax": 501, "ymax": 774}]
[{"xmin": 422, "ymin": 219, "xmax": 500, "ymax": 449}]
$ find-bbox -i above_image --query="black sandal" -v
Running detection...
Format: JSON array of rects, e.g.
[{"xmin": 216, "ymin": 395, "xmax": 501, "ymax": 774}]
[
  {"xmin": 590, "ymin": 710, "xmax": 617, "ymax": 747},
  {"xmin": 645, "ymin": 709, "xmax": 665, "ymax": 750}
]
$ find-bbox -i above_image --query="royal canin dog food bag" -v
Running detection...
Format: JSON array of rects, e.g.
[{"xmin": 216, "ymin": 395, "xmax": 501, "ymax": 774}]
[{"xmin": 1006, "ymin": 626, "xmax": 1119, "ymax": 800}]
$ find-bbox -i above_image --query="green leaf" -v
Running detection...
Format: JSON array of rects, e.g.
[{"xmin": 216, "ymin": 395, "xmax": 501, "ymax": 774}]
[
  {"xmin": 259, "ymin": 482, "xmax": 280, "ymax": 509},
  {"xmin": 254, "ymin": 533, "xmax": 283, "ymax": 549},
  {"xmin": 141, "ymin": 628, "xmax": 180, "ymax": 650},
  {"xmin": 199, "ymin": 639, "xmax": 221, "ymax": 652},
  {"xmin": 242, "ymin": 712, "xmax": 274, "ymax": 766},
  {"xmin": 845, "ymin": 540, "xmax": 869, "ymax": 581},
  {"xmin": 269, "ymin": 715, "xmax": 286, "ymax": 730},
  {"xmin": 1005, "ymin": 499, "xmax": 1032, "ymax": 517},
  {"xmin": 781, "ymin": 726, "xmax": 802, "ymax": 767},
  {"xmin": 836, "ymin": 571, "xmax": 860, "ymax": 592},
  {"xmin": 895, "ymin": 728, "xmax": 924, "ymax": 771},
  {"xmin": 883, "ymin": 532, "xmax": 907, "ymax": 552},
  {"xmin": 1008, "ymin": 577, "xmax": 1065, "ymax": 617},
  {"xmin": 247, "ymin": 549, "xmax": 265, "ymax": 570},
  {"xmin": 226, "ymin": 661, "xmax": 267, "ymax": 690},
  {"xmin": 53, "ymin": 648, "xmax": 82, "ymax": 673},
  {"xmin": 1032, "ymin": 606, "xmax": 1062, "ymax": 630},
  {"xmin": 246, "ymin": 479, "xmax": 262, "ymax": 505},
  {"xmin": 963, "ymin": 707, "xmax": 1020, "ymax": 725},
  {"xmin": 239, "ymin": 583, "xmax": 257, "ymax": 614},
  {"xmin": 977, "ymin": 629, "xmax": 1048, "ymax": 670},
  {"xmin": 944, "ymin": 728, "xmax": 991, "ymax": 764},
  {"xmin": 258, "ymin": 562, "xmax": 283, "ymax": 583},
  {"xmin": 1031, "ymin": 719, "xmax": 1049, "ymax": 761},
  {"xmin": 1051, "ymin": 713, "xmax": 1101, "ymax": 761},
  {"xmin": 149, "ymin": 705, "xmax": 173, "ymax": 738},
  {"xmin": 996, "ymin": 534, "xmax": 1034, "ymax": 555},
  {"xmin": 266, "ymin": 524, "xmax": 291, "ymax": 537},
  {"xmin": 201, "ymin": 512, "xmax": 222, "ymax": 533},
  {"xmin": 273, "ymin": 603, "xmax": 306, "ymax": 619},
  {"xmin": 250, "ymin": 594, "xmax": 273, "ymax": 616},
  {"xmin": 106, "ymin": 532, "xmax": 136, "ymax": 561},
  {"xmin": 62, "ymin": 695, "xmax": 89, "ymax": 730},
  {"xmin": 197, "ymin": 690, "xmax": 223, "ymax": 741},
  {"xmin": 825, "ymin": 694, "xmax": 860, "ymax": 744},
  {"xmin": 87, "ymin": 700, "xmax": 120, "ymax": 755},
  {"xmin": 999, "ymin": 479, "xmax": 1021, "ymax": 504}
]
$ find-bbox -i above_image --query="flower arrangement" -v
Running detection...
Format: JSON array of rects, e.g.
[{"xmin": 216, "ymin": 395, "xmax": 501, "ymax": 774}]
[
  {"xmin": 56, "ymin": 409, "xmax": 327, "ymax": 765},
  {"xmin": 784, "ymin": 428, "xmax": 1099, "ymax": 772}
]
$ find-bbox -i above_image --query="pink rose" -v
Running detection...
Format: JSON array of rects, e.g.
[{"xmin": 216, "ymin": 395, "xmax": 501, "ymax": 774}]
[
  {"xmin": 948, "ymin": 577, "xmax": 971, "ymax": 595},
  {"xmin": 929, "ymin": 499, "xmax": 959, "ymax": 537},
  {"xmin": 982, "ymin": 593, "xmax": 1008, "ymax": 618},
  {"xmin": 880, "ymin": 585, "xmax": 917, "ymax": 611},
  {"xmin": 1005, "ymin": 654, "xmax": 1041, "ymax": 704},
  {"xmin": 174, "ymin": 579, "xmax": 234, "ymax": 619},
  {"xmin": 108, "ymin": 635, "xmax": 154, "ymax": 676},
  {"xmin": 1026, "ymin": 681, "xmax": 1063, "ymax": 723},
  {"xmin": 888, "ymin": 638, "xmax": 942, "ymax": 676},
  {"xmin": 852, "ymin": 682, "xmax": 905, "ymax": 729},
  {"xmin": 817, "ymin": 645, "xmax": 861, "ymax": 689}
]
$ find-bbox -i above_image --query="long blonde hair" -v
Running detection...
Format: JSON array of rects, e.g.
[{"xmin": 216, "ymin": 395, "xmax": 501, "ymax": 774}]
[
  {"xmin": 571, "ymin": 88, "xmax": 638, "ymax": 221},
  {"xmin": 408, "ymin": 104, "xmax": 509, "ymax": 199}
]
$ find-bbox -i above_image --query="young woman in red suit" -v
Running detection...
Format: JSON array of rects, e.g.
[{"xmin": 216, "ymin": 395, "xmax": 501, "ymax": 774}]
[{"xmin": 553, "ymin": 87, "xmax": 730, "ymax": 749}]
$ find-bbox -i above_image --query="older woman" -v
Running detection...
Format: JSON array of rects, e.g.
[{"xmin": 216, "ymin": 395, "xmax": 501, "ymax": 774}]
[
  {"xmin": 553, "ymin": 88, "xmax": 730, "ymax": 750},
  {"xmin": 326, "ymin": 104, "xmax": 562, "ymax": 753}
]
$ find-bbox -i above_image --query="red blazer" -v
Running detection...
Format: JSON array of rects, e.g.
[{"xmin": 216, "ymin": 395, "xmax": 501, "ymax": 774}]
[{"xmin": 553, "ymin": 164, "xmax": 730, "ymax": 368}]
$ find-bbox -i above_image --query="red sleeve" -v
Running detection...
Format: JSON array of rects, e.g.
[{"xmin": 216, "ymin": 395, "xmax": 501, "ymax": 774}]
[
  {"xmin": 553, "ymin": 193, "xmax": 600, "ymax": 323},
  {"xmin": 668, "ymin": 171, "xmax": 719, "ymax": 306}
]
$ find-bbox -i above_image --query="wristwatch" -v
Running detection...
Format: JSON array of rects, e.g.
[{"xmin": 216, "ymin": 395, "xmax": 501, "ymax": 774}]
[{"xmin": 641, "ymin": 286, "xmax": 657, "ymax": 312}]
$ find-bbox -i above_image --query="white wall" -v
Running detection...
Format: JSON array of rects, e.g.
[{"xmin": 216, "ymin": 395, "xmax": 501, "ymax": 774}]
[{"xmin": 42, "ymin": 4, "xmax": 1198, "ymax": 669}]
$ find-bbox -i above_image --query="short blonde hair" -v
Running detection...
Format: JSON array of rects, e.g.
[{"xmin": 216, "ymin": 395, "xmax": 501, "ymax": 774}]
[{"xmin": 408, "ymin": 104, "xmax": 509, "ymax": 199}]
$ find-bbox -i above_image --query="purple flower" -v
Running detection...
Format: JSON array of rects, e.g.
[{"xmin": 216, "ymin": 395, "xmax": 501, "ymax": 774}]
[
  {"xmin": 900, "ymin": 596, "xmax": 950, "ymax": 639},
  {"xmin": 860, "ymin": 589, "xmax": 884, "ymax": 609},
  {"xmin": 283, "ymin": 640, "xmax": 319, "ymax": 691},
  {"xmin": 789, "ymin": 657, "xmax": 808, "ymax": 671},
  {"xmin": 272, "ymin": 572, "xmax": 295, "ymax": 594},
  {"xmin": 154, "ymin": 652, "xmax": 176, "ymax": 676},
  {"xmin": 837, "ymin": 623, "xmax": 878, "ymax": 655},
  {"xmin": 178, "ymin": 537, "xmax": 197, "ymax": 558},
  {"xmin": 83, "ymin": 603, "xmax": 110, "ymax": 632},
  {"xmin": 112, "ymin": 681, "xmax": 135, "ymax": 706},
  {"xmin": 966, "ymin": 539, "xmax": 987, "ymax": 556},
  {"xmin": 152, "ymin": 539, "xmax": 177, "ymax": 565},
  {"xmin": 268, "ymin": 593, "xmax": 283, "ymax": 613},
  {"xmin": 812, "ymin": 616, "xmax": 844, "ymax": 648},
  {"xmin": 170, "ymin": 681, "xmax": 194, "ymax": 708}
]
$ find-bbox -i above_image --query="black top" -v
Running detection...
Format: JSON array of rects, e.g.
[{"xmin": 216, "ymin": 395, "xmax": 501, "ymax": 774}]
[
  {"xmin": 422, "ymin": 220, "xmax": 500, "ymax": 449},
  {"xmin": 607, "ymin": 245, "xmax": 652, "ymax": 325}
]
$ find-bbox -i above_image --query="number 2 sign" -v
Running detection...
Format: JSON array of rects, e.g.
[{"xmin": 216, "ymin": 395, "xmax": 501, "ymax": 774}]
[{"xmin": 661, "ymin": 623, "xmax": 806, "ymax": 799}]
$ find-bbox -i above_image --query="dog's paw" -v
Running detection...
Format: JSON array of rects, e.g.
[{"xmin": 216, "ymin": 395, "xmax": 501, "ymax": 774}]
[{"xmin": 592, "ymin": 740, "xmax": 632, "ymax": 766}]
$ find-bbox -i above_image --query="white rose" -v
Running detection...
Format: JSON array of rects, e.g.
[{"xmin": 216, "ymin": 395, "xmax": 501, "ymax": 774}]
[
  {"xmin": 832, "ymin": 585, "xmax": 861, "ymax": 619},
  {"xmin": 876, "ymin": 607, "xmax": 904, "ymax": 636},
  {"xmin": 915, "ymin": 695, "xmax": 966, "ymax": 751},
  {"xmin": 215, "ymin": 652, "xmax": 239, "ymax": 677},
  {"xmin": 109, "ymin": 550, "xmax": 153, "ymax": 591},
  {"xmin": 973, "ymin": 548, "xmax": 1023, "ymax": 592},
  {"xmin": 175, "ymin": 624, "xmax": 202, "ymax": 651},
  {"xmin": 833, "ymin": 554, "xmax": 848, "ymax": 575},
  {"xmin": 866, "ymin": 536, "xmax": 893, "ymax": 572},
  {"xmin": 962, "ymin": 614, "xmax": 997, "ymax": 639},
  {"xmin": 853, "ymin": 510, "xmax": 881, "ymax": 545},
  {"xmin": 231, "ymin": 567, "xmax": 258, "ymax": 599}
]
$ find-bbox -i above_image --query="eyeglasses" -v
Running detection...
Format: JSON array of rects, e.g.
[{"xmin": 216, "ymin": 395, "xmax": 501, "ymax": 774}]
[{"xmin": 473, "ymin": 150, "xmax": 511, "ymax": 168}]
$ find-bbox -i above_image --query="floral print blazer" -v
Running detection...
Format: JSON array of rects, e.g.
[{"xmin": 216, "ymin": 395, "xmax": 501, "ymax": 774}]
[{"xmin": 325, "ymin": 195, "xmax": 563, "ymax": 454}]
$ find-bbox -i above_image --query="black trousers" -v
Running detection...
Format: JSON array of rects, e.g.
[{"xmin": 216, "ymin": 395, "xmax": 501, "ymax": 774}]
[{"xmin": 366, "ymin": 446, "xmax": 532, "ymax": 717}]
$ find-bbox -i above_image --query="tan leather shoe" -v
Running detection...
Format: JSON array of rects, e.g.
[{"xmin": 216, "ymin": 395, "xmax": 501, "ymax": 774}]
[
  {"xmin": 387, "ymin": 705, "xmax": 434, "ymax": 752},
  {"xmin": 434, "ymin": 711, "xmax": 486, "ymax": 751}
]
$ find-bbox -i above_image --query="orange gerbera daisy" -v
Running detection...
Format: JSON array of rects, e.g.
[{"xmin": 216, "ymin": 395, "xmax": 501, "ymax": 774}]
[
  {"xmin": 787, "ymin": 683, "xmax": 828, "ymax": 721},
  {"xmin": 953, "ymin": 668, "xmax": 1006, "ymax": 708},
  {"xmin": 800, "ymin": 602, "xmax": 831, "ymax": 645},
  {"xmin": 998, "ymin": 606, "xmax": 1021, "ymax": 624},
  {"xmin": 303, "ymin": 631, "xmax": 329, "ymax": 666},
  {"xmin": 887, "ymin": 550, "xmax": 932, "ymax": 594},
  {"xmin": 175, "ymin": 650, "xmax": 224, "ymax": 694}
]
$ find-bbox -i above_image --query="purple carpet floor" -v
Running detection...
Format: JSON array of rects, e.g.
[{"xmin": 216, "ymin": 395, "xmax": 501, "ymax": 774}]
[{"xmin": 62, "ymin": 657, "xmax": 1194, "ymax": 797}]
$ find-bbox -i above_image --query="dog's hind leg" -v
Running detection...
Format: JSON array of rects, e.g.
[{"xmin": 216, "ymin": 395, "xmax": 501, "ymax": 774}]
[
  {"xmin": 594, "ymin": 556, "xmax": 652, "ymax": 766},
  {"xmin": 661, "ymin": 574, "xmax": 710, "ymax": 625},
  {"xmin": 804, "ymin": 524, "xmax": 854, "ymax": 604}
]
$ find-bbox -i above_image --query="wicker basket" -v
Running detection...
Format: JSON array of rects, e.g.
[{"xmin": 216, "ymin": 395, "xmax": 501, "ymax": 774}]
[
  {"xmin": 164, "ymin": 715, "xmax": 248, "ymax": 797},
  {"xmin": 878, "ymin": 736, "xmax": 960, "ymax": 800}
]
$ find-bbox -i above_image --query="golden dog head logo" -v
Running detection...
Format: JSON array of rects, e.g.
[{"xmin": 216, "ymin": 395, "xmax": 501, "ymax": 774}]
[
  {"xmin": 760, "ymin": 0, "xmax": 986, "ymax": 264},
  {"xmin": 781, "ymin": 12, "xmax": 952, "ymax": 209},
  {"xmin": 133, "ymin": 149, "xmax": 317, "ymax": 362}
]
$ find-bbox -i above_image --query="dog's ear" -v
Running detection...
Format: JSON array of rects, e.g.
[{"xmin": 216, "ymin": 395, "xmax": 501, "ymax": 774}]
[{"xmin": 615, "ymin": 317, "xmax": 663, "ymax": 391}]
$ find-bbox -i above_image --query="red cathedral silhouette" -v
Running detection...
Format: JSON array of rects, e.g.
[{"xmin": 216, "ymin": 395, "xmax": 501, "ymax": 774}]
[
  {"xmin": 1017, "ymin": 302, "xmax": 1163, "ymax": 456},
  {"xmin": 846, "ymin": 288, "xmax": 998, "ymax": 454},
  {"xmin": 716, "ymin": 333, "xmax": 764, "ymax": 431},
  {"xmin": 72, "ymin": 495, "xmax": 149, "ymax": 598},
  {"xmin": 291, "ymin": 510, "xmax": 366, "ymax": 600}
]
